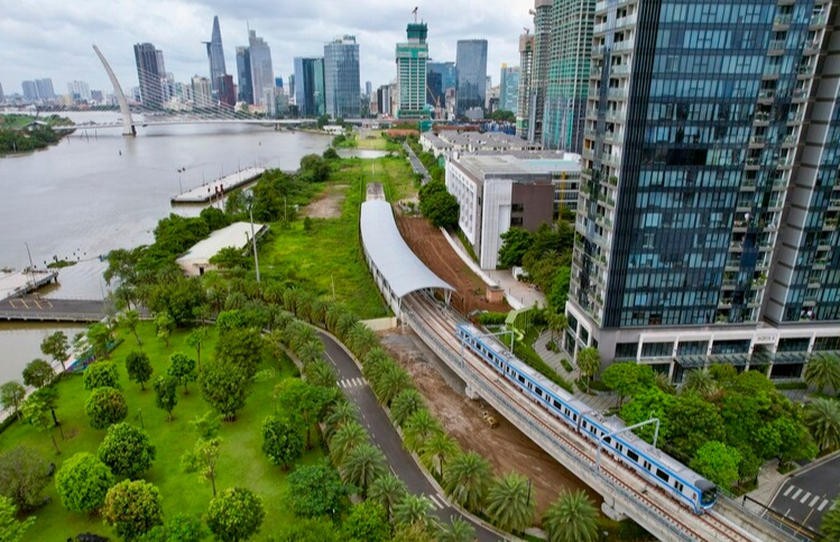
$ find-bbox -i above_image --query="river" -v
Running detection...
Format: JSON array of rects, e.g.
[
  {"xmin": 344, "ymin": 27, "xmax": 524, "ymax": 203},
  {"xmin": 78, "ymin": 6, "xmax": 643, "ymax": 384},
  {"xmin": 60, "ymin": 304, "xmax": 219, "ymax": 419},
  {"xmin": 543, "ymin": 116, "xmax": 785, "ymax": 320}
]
[{"xmin": 0, "ymin": 112, "xmax": 332, "ymax": 380}]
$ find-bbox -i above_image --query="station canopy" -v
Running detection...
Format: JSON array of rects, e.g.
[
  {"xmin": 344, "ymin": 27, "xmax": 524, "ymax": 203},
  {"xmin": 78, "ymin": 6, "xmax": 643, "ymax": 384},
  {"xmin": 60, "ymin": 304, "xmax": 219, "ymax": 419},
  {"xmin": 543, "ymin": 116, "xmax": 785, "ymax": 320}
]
[{"xmin": 360, "ymin": 200, "xmax": 455, "ymax": 299}]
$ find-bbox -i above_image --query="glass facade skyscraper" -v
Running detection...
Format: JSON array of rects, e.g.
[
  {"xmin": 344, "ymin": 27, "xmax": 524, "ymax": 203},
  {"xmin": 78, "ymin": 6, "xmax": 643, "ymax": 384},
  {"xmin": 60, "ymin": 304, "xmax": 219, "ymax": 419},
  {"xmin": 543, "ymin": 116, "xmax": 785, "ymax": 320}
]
[
  {"xmin": 324, "ymin": 36, "xmax": 360, "ymax": 119},
  {"xmin": 427, "ymin": 62, "xmax": 457, "ymax": 109},
  {"xmin": 567, "ymin": 0, "xmax": 837, "ymax": 382},
  {"xmin": 133, "ymin": 43, "xmax": 164, "ymax": 107},
  {"xmin": 248, "ymin": 30, "xmax": 275, "ymax": 114},
  {"xmin": 294, "ymin": 57, "xmax": 325, "ymax": 118},
  {"xmin": 455, "ymin": 40, "xmax": 488, "ymax": 116},
  {"xmin": 235, "ymin": 46, "xmax": 252, "ymax": 105},
  {"xmin": 205, "ymin": 16, "xmax": 227, "ymax": 95},
  {"xmin": 499, "ymin": 65, "xmax": 520, "ymax": 113}
]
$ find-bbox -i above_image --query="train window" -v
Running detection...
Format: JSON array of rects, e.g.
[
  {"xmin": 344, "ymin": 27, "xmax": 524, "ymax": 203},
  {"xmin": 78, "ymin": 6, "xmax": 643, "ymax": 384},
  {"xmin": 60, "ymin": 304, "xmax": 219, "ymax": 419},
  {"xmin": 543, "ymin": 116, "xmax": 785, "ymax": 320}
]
[
  {"xmin": 675, "ymin": 482, "xmax": 684, "ymax": 492},
  {"xmin": 518, "ymin": 375, "xmax": 525, "ymax": 384},
  {"xmin": 553, "ymin": 399, "xmax": 561, "ymax": 409},
  {"xmin": 656, "ymin": 469, "xmax": 670, "ymax": 483},
  {"xmin": 604, "ymin": 437, "xmax": 611, "ymax": 444},
  {"xmin": 643, "ymin": 461, "xmax": 651, "ymax": 470},
  {"xmin": 627, "ymin": 450, "xmax": 639, "ymax": 462},
  {"xmin": 581, "ymin": 421, "xmax": 587, "ymax": 429},
  {"xmin": 616, "ymin": 444, "xmax": 623, "ymax": 452},
  {"xmin": 572, "ymin": 414, "xmax": 578, "ymax": 422},
  {"xmin": 535, "ymin": 387, "xmax": 543, "ymax": 397}
]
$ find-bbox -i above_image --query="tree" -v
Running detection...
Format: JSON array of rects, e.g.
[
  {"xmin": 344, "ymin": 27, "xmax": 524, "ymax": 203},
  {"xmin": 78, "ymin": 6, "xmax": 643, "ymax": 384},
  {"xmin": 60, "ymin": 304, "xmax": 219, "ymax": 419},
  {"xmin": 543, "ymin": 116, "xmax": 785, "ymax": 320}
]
[
  {"xmin": 274, "ymin": 378, "xmax": 331, "ymax": 450},
  {"xmin": 261, "ymin": 415, "xmax": 304, "ymax": 469},
  {"xmin": 342, "ymin": 500, "xmax": 391, "ymax": 542},
  {"xmin": 438, "ymin": 517, "xmax": 476, "ymax": 542},
  {"xmin": 821, "ymin": 498, "xmax": 840, "ymax": 542},
  {"xmin": 155, "ymin": 312, "xmax": 175, "ymax": 348},
  {"xmin": 186, "ymin": 330, "xmax": 205, "ymax": 371},
  {"xmin": 393, "ymin": 494, "xmax": 437, "ymax": 532},
  {"xmin": 329, "ymin": 421, "xmax": 368, "ymax": 466},
  {"xmin": 153, "ymin": 376, "xmax": 178, "ymax": 422},
  {"xmin": 41, "ymin": 331, "xmax": 70, "ymax": 372},
  {"xmin": 98, "ymin": 423, "xmax": 156, "ymax": 479},
  {"xmin": 21, "ymin": 395, "xmax": 61, "ymax": 455},
  {"xmin": 443, "ymin": 451, "xmax": 492, "ymax": 512},
  {"xmin": 215, "ymin": 327, "xmax": 264, "ymax": 379},
  {"xmin": 206, "ymin": 487, "xmax": 265, "ymax": 542},
  {"xmin": 368, "ymin": 473, "xmax": 408, "ymax": 521},
  {"xmin": 199, "ymin": 360, "xmax": 251, "ymax": 421},
  {"xmin": 681, "ymin": 369, "xmax": 720, "ymax": 399},
  {"xmin": 103, "ymin": 480, "xmax": 164, "ymax": 541},
  {"xmin": 576, "ymin": 347, "xmax": 601, "ymax": 393},
  {"xmin": 391, "ymin": 389, "xmax": 425, "ymax": 427},
  {"xmin": 54, "ymin": 452, "xmax": 114, "ymax": 514},
  {"xmin": 324, "ymin": 400, "xmax": 357, "ymax": 440},
  {"xmin": 87, "ymin": 322, "xmax": 114, "ymax": 360},
  {"xmin": 85, "ymin": 387, "xmax": 128, "ymax": 429},
  {"xmin": 168, "ymin": 352, "xmax": 197, "ymax": 394},
  {"xmin": 543, "ymin": 490, "xmax": 599, "ymax": 542},
  {"xmin": 689, "ymin": 441, "xmax": 742, "ymax": 490},
  {"xmin": 422, "ymin": 190, "xmax": 459, "ymax": 229},
  {"xmin": 126, "ymin": 351, "xmax": 153, "ymax": 390},
  {"xmin": 0, "ymin": 446, "xmax": 50, "ymax": 512},
  {"xmin": 119, "ymin": 310, "xmax": 143, "ymax": 346},
  {"xmin": 392, "ymin": 523, "xmax": 438, "ymax": 542},
  {"xmin": 490, "ymin": 109, "xmax": 516, "ymax": 122},
  {"xmin": 546, "ymin": 312, "xmax": 567, "ymax": 343},
  {"xmin": 498, "ymin": 228, "xmax": 533, "ymax": 268},
  {"xmin": 372, "ymin": 364, "xmax": 412, "ymax": 407},
  {"xmin": 804, "ymin": 354, "xmax": 840, "ymax": 395},
  {"xmin": 601, "ymin": 363, "xmax": 655, "ymax": 408},
  {"xmin": 139, "ymin": 514, "xmax": 209, "ymax": 542},
  {"xmin": 485, "ymin": 472, "xmax": 534, "ymax": 534},
  {"xmin": 339, "ymin": 442, "xmax": 387, "ymax": 497},
  {"xmin": 271, "ymin": 517, "xmax": 340, "ymax": 542},
  {"xmin": 84, "ymin": 361, "xmax": 121, "ymax": 390},
  {"xmin": 0, "ymin": 382, "xmax": 26, "ymax": 420},
  {"xmin": 303, "ymin": 360, "xmax": 336, "ymax": 388},
  {"xmin": 403, "ymin": 409, "xmax": 442, "ymax": 452},
  {"xmin": 0, "ymin": 497, "xmax": 35, "ymax": 542},
  {"xmin": 287, "ymin": 460, "xmax": 347, "ymax": 518},
  {"xmin": 22, "ymin": 358, "xmax": 54, "ymax": 388},
  {"xmin": 420, "ymin": 432, "xmax": 459, "ymax": 479},
  {"xmin": 548, "ymin": 267, "xmax": 572, "ymax": 312},
  {"xmin": 666, "ymin": 392, "xmax": 725, "ymax": 461},
  {"xmin": 804, "ymin": 398, "xmax": 840, "ymax": 453},
  {"xmin": 181, "ymin": 438, "xmax": 222, "ymax": 497}
]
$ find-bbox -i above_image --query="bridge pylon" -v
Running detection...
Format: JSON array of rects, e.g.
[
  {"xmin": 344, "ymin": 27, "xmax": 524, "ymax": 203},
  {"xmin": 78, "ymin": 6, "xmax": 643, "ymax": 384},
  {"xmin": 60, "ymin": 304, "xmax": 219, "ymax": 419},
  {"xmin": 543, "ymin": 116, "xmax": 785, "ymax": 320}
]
[{"xmin": 92, "ymin": 44, "xmax": 136, "ymax": 136}]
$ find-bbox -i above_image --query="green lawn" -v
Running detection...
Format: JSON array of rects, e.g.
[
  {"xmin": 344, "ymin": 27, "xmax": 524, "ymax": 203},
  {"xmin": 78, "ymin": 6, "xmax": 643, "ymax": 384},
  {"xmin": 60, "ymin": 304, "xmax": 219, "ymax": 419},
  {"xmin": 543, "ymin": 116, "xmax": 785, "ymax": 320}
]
[
  {"xmin": 354, "ymin": 130, "xmax": 401, "ymax": 151},
  {"xmin": 263, "ymin": 156, "xmax": 418, "ymax": 319},
  {"xmin": 0, "ymin": 322, "xmax": 323, "ymax": 542}
]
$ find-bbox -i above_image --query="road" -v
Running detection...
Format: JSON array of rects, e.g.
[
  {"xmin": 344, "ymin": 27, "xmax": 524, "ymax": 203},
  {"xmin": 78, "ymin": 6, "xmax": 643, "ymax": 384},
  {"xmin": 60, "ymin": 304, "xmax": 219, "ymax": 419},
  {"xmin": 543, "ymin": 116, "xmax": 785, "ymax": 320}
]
[
  {"xmin": 404, "ymin": 142, "xmax": 431, "ymax": 185},
  {"xmin": 769, "ymin": 454, "xmax": 840, "ymax": 535},
  {"xmin": 319, "ymin": 331, "xmax": 506, "ymax": 542}
]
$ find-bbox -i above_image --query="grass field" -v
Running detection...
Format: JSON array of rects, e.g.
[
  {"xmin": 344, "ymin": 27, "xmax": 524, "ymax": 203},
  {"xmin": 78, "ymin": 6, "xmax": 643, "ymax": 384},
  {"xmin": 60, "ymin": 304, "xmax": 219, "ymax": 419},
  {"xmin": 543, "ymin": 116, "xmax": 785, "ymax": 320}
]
[
  {"xmin": 264, "ymin": 155, "xmax": 418, "ymax": 319},
  {"xmin": 354, "ymin": 130, "xmax": 401, "ymax": 151},
  {"xmin": 0, "ymin": 322, "xmax": 323, "ymax": 542}
]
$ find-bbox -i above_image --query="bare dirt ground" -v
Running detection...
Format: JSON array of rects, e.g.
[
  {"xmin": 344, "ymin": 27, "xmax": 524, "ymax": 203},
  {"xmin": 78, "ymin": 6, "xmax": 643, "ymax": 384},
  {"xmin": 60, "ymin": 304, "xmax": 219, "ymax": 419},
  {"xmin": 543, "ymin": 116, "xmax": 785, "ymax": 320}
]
[
  {"xmin": 395, "ymin": 215, "xmax": 509, "ymax": 315},
  {"xmin": 379, "ymin": 329, "xmax": 602, "ymax": 521},
  {"xmin": 301, "ymin": 184, "xmax": 349, "ymax": 219}
]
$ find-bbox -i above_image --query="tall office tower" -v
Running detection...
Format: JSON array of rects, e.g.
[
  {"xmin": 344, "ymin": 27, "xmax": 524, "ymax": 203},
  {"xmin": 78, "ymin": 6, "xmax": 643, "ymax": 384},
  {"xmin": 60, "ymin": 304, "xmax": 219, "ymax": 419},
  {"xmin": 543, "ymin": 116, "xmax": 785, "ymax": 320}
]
[
  {"xmin": 21, "ymin": 81, "xmax": 38, "ymax": 101},
  {"xmin": 568, "ymin": 0, "xmax": 838, "ymax": 382},
  {"xmin": 249, "ymin": 30, "xmax": 276, "ymax": 114},
  {"xmin": 218, "ymin": 75, "xmax": 236, "ymax": 106},
  {"xmin": 377, "ymin": 85, "xmax": 392, "ymax": 116},
  {"xmin": 455, "ymin": 40, "xmax": 488, "ymax": 116},
  {"xmin": 525, "ymin": 0, "xmax": 554, "ymax": 142},
  {"xmin": 294, "ymin": 57, "xmax": 326, "ymax": 117},
  {"xmin": 516, "ymin": 33, "xmax": 536, "ymax": 138},
  {"xmin": 365, "ymin": 81, "xmax": 373, "ymax": 96},
  {"xmin": 542, "ymin": 0, "xmax": 594, "ymax": 153},
  {"xmin": 134, "ymin": 43, "xmax": 164, "ymax": 107},
  {"xmin": 324, "ymin": 36, "xmax": 360, "ymax": 119},
  {"xmin": 396, "ymin": 22, "xmax": 430, "ymax": 119},
  {"xmin": 67, "ymin": 80, "xmax": 91, "ymax": 101},
  {"xmin": 288, "ymin": 74, "xmax": 295, "ymax": 101},
  {"xmin": 35, "ymin": 78, "xmax": 55, "ymax": 101},
  {"xmin": 205, "ymin": 16, "xmax": 227, "ymax": 94},
  {"xmin": 499, "ymin": 64, "xmax": 520, "ymax": 113},
  {"xmin": 275, "ymin": 77, "xmax": 284, "ymax": 93},
  {"xmin": 427, "ymin": 62, "xmax": 457, "ymax": 108},
  {"xmin": 235, "ymin": 46, "xmax": 253, "ymax": 104},
  {"xmin": 191, "ymin": 76, "xmax": 213, "ymax": 108}
]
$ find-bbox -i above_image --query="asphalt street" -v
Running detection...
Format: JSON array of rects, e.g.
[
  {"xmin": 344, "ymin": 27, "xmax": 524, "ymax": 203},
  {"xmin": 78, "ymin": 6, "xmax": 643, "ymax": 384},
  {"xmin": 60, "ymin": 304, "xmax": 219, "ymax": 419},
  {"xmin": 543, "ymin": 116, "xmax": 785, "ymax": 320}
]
[
  {"xmin": 319, "ymin": 331, "xmax": 506, "ymax": 542},
  {"xmin": 769, "ymin": 454, "xmax": 840, "ymax": 534},
  {"xmin": 403, "ymin": 142, "xmax": 431, "ymax": 185}
]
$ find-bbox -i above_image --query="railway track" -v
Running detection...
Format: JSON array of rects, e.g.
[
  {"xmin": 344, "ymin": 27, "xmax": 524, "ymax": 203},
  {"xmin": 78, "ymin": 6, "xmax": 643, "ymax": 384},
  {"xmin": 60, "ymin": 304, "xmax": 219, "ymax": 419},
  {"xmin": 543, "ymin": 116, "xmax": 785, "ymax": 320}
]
[{"xmin": 403, "ymin": 292, "xmax": 765, "ymax": 542}]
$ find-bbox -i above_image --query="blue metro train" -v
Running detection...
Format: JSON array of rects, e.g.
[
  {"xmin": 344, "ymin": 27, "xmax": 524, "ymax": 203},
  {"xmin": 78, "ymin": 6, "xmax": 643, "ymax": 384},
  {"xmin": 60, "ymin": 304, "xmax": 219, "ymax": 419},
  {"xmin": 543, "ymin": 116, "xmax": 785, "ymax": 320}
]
[{"xmin": 456, "ymin": 322, "xmax": 717, "ymax": 513}]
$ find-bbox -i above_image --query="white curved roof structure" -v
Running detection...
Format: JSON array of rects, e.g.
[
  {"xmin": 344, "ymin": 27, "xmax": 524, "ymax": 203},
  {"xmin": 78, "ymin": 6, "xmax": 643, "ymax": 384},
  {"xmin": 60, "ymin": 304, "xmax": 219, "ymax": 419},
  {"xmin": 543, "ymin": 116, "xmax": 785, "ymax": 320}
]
[{"xmin": 360, "ymin": 201, "xmax": 454, "ymax": 306}]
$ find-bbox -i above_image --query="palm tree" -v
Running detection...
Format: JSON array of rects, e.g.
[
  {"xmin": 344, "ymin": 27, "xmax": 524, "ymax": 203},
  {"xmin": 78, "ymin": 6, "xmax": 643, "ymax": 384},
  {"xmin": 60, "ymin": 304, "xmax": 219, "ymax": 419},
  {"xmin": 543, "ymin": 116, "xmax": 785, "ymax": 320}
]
[
  {"xmin": 283, "ymin": 288, "xmax": 301, "ymax": 313},
  {"xmin": 308, "ymin": 300, "xmax": 327, "ymax": 326},
  {"xmin": 443, "ymin": 451, "xmax": 492, "ymax": 512},
  {"xmin": 438, "ymin": 517, "xmax": 476, "ymax": 542},
  {"xmin": 821, "ymin": 498, "xmax": 840, "ymax": 541},
  {"xmin": 324, "ymin": 399, "xmax": 357, "ymax": 439},
  {"xmin": 547, "ymin": 312, "xmax": 567, "ymax": 343},
  {"xmin": 304, "ymin": 360, "xmax": 337, "ymax": 389},
  {"xmin": 368, "ymin": 472, "xmax": 408, "ymax": 521},
  {"xmin": 346, "ymin": 322, "xmax": 378, "ymax": 357},
  {"xmin": 118, "ymin": 309, "xmax": 142, "ymax": 346},
  {"xmin": 339, "ymin": 442, "xmax": 387, "ymax": 497},
  {"xmin": 324, "ymin": 303, "xmax": 346, "ymax": 334},
  {"xmin": 484, "ymin": 472, "xmax": 534, "ymax": 534},
  {"xmin": 576, "ymin": 347, "xmax": 601, "ymax": 393},
  {"xmin": 543, "ymin": 490, "xmax": 600, "ymax": 542},
  {"xmin": 681, "ymin": 369, "xmax": 719, "ymax": 399},
  {"xmin": 287, "ymin": 322, "xmax": 318, "ymax": 353},
  {"xmin": 391, "ymin": 389, "xmax": 425, "ymax": 427},
  {"xmin": 373, "ymin": 365, "xmax": 412, "ymax": 407},
  {"xmin": 297, "ymin": 339, "xmax": 324, "ymax": 365},
  {"xmin": 329, "ymin": 421, "xmax": 367, "ymax": 466},
  {"xmin": 421, "ymin": 433, "xmax": 459, "ymax": 479},
  {"xmin": 295, "ymin": 291, "xmax": 315, "ymax": 321},
  {"xmin": 804, "ymin": 354, "xmax": 840, "ymax": 395},
  {"xmin": 654, "ymin": 372, "xmax": 677, "ymax": 395},
  {"xmin": 393, "ymin": 494, "xmax": 437, "ymax": 531},
  {"xmin": 336, "ymin": 313, "xmax": 359, "ymax": 341},
  {"xmin": 804, "ymin": 398, "xmax": 840, "ymax": 453},
  {"xmin": 403, "ymin": 409, "xmax": 442, "ymax": 453},
  {"xmin": 363, "ymin": 348, "xmax": 392, "ymax": 380}
]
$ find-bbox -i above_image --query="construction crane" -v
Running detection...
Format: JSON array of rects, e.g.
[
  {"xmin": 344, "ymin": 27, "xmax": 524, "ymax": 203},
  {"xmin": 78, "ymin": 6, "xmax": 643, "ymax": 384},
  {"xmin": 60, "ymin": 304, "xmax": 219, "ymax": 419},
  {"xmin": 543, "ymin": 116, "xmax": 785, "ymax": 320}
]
[{"xmin": 426, "ymin": 82, "xmax": 443, "ymax": 119}]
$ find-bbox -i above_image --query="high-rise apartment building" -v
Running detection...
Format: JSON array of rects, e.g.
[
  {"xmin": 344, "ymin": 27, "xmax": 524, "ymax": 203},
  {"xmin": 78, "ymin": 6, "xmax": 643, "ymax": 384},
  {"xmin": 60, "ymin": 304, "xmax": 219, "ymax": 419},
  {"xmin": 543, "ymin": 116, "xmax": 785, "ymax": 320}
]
[
  {"xmin": 236, "ymin": 46, "xmax": 253, "ymax": 104},
  {"xmin": 516, "ymin": 34, "xmax": 536, "ymax": 138},
  {"xmin": 499, "ymin": 65, "xmax": 520, "ymax": 113},
  {"xmin": 294, "ymin": 57, "xmax": 326, "ymax": 118},
  {"xmin": 218, "ymin": 75, "xmax": 236, "ymax": 107},
  {"xmin": 567, "ymin": 0, "xmax": 838, "ymax": 383},
  {"xmin": 324, "ymin": 36, "xmax": 360, "ymax": 119},
  {"xmin": 541, "ymin": 0, "xmax": 594, "ymax": 153},
  {"xmin": 396, "ymin": 22, "xmax": 430, "ymax": 119},
  {"xmin": 249, "ymin": 30, "xmax": 275, "ymax": 114},
  {"xmin": 455, "ymin": 40, "xmax": 488, "ymax": 117},
  {"xmin": 35, "ymin": 78, "xmax": 55, "ymax": 101},
  {"xmin": 191, "ymin": 76, "xmax": 213, "ymax": 108},
  {"xmin": 67, "ymin": 80, "xmax": 91, "ymax": 101},
  {"xmin": 21, "ymin": 81, "xmax": 38, "ymax": 102},
  {"xmin": 205, "ymin": 16, "xmax": 227, "ymax": 95},
  {"xmin": 134, "ymin": 43, "xmax": 165, "ymax": 107}
]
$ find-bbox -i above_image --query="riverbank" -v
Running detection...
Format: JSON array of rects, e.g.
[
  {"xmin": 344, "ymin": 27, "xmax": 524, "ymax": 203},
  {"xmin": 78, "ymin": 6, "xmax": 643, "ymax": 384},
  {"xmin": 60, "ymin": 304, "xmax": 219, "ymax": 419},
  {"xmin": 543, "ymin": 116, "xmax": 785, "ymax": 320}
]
[{"xmin": 0, "ymin": 114, "xmax": 74, "ymax": 156}]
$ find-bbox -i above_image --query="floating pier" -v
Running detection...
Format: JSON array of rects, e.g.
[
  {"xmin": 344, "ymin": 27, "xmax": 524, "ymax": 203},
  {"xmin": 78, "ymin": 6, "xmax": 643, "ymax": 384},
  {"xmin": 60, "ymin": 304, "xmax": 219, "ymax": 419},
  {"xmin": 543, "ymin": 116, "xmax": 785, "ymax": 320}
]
[
  {"xmin": 0, "ymin": 269, "xmax": 59, "ymax": 303},
  {"xmin": 170, "ymin": 167, "xmax": 266, "ymax": 204}
]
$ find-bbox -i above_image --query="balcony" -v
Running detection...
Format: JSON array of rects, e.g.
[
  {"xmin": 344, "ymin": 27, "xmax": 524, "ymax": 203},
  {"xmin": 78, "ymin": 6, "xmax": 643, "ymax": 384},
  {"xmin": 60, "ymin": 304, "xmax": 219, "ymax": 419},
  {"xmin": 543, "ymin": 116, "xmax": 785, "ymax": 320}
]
[
  {"xmin": 593, "ymin": 22, "xmax": 608, "ymax": 34},
  {"xmin": 798, "ymin": 65, "xmax": 815, "ymax": 77},
  {"xmin": 615, "ymin": 13, "xmax": 638, "ymax": 28},
  {"xmin": 611, "ymin": 64, "xmax": 631, "ymax": 76},
  {"xmin": 607, "ymin": 87, "xmax": 628, "ymax": 100},
  {"xmin": 763, "ymin": 65, "xmax": 781, "ymax": 78},
  {"xmin": 811, "ymin": 13, "xmax": 827, "ymax": 27},
  {"xmin": 613, "ymin": 40, "xmax": 634, "ymax": 52},
  {"xmin": 749, "ymin": 135, "xmax": 766, "ymax": 146},
  {"xmin": 758, "ymin": 89, "xmax": 775, "ymax": 101},
  {"xmin": 768, "ymin": 39, "xmax": 786, "ymax": 52},
  {"xmin": 774, "ymin": 14, "xmax": 792, "ymax": 27}
]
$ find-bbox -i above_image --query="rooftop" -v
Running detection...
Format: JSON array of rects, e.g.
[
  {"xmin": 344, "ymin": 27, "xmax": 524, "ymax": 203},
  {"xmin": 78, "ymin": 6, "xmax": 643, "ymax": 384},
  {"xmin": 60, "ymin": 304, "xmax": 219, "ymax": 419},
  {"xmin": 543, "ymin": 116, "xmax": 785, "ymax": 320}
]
[
  {"xmin": 176, "ymin": 221, "xmax": 265, "ymax": 264},
  {"xmin": 455, "ymin": 153, "xmax": 582, "ymax": 180}
]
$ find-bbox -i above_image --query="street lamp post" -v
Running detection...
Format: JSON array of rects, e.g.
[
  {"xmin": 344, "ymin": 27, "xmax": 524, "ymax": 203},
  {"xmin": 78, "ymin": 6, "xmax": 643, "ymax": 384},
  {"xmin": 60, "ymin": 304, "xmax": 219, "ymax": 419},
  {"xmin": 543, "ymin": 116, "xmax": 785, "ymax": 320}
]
[{"xmin": 246, "ymin": 194, "xmax": 261, "ymax": 285}]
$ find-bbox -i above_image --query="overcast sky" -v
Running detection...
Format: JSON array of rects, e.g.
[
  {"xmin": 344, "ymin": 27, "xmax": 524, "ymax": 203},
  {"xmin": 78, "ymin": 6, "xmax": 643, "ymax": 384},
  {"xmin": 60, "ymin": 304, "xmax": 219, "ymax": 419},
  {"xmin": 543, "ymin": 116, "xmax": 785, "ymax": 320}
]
[{"xmin": 0, "ymin": 0, "xmax": 534, "ymax": 96}]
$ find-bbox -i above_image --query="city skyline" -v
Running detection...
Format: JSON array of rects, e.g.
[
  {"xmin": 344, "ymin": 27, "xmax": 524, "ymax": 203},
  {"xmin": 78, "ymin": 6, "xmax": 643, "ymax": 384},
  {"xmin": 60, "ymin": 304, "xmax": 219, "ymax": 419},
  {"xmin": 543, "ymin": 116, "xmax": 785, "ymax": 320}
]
[{"xmin": 0, "ymin": 0, "xmax": 532, "ymax": 98}]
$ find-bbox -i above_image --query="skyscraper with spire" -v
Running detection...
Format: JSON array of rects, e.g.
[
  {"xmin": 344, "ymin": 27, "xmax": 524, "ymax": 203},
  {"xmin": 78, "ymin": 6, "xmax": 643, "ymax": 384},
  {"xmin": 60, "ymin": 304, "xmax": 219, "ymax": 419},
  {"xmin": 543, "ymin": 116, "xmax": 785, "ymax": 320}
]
[{"xmin": 205, "ymin": 16, "xmax": 227, "ymax": 96}]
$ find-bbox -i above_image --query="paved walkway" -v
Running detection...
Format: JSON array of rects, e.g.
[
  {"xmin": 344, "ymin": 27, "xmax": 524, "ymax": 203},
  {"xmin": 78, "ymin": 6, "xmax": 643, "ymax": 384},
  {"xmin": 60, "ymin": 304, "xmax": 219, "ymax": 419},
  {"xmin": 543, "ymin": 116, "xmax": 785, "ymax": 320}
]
[{"xmin": 403, "ymin": 142, "xmax": 431, "ymax": 185}]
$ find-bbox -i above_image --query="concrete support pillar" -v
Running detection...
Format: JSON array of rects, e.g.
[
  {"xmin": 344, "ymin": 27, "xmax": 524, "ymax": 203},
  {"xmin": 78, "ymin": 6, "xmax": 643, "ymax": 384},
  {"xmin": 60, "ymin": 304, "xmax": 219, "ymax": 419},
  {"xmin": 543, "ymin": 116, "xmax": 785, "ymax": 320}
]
[
  {"xmin": 601, "ymin": 499, "xmax": 627, "ymax": 522},
  {"xmin": 465, "ymin": 384, "xmax": 480, "ymax": 400}
]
